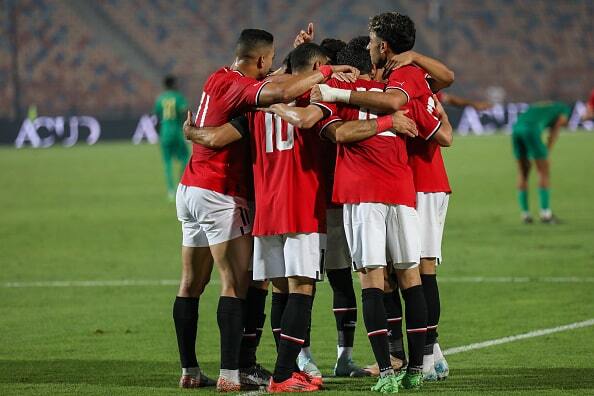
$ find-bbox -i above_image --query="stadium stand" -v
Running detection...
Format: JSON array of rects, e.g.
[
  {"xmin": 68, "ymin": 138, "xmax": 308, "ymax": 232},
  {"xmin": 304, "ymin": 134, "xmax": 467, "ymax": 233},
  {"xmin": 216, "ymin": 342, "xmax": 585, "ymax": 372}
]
[{"xmin": 1, "ymin": 0, "xmax": 593, "ymax": 119}]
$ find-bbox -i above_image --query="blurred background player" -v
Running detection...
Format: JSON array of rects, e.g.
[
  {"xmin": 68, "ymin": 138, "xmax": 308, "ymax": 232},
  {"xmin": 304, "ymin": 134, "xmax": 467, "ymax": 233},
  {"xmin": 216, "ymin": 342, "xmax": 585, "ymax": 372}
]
[
  {"xmin": 154, "ymin": 75, "xmax": 190, "ymax": 201},
  {"xmin": 511, "ymin": 101, "xmax": 570, "ymax": 224},
  {"xmin": 581, "ymin": 88, "xmax": 594, "ymax": 121}
]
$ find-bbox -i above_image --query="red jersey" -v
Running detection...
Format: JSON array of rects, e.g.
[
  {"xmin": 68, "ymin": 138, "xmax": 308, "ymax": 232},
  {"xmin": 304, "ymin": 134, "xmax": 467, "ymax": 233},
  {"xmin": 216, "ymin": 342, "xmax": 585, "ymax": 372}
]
[
  {"xmin": 387, "ymin": 65, "xmax": 451, "ymax": 193},
  {"xmin": 318, "ymin": 78, "xmax": 416, "ymax": 208},
  {"xmin": 248, "ymin": 94, "xmax": 327, "ymax": 236},
  {"xmin": 180, "ymin": 67, "xmax": 269, "ymax": 198},
  {"xmin": 588, "ymin": 89, "xmax": 594, "ymax": 109}
]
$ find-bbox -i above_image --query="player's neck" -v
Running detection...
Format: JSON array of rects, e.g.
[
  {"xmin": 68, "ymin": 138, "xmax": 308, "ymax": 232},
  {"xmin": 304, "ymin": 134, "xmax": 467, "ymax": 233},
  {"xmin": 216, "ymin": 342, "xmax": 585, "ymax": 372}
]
[
  {"xmin": 359, "ymin": 74, "xmax": 372, "ymax": 81},
  {"xmin": 231, "ymin": 59, "xmax": 259, "ymax": 79}
]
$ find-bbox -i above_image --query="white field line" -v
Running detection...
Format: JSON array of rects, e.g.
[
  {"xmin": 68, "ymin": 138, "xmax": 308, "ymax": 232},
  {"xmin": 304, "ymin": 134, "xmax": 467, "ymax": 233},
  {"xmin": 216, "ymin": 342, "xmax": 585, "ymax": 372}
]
[
  {"xmin": 443, "ymin": 318, "xmax": 594, "ymax": 356},
  {"xmin": 3, "ymin": 276, "xmax": 594, "ymax": 288},
  {"xmin": 1, "ymin": 279, "xmax": 180, "ymax": 288},
  {"xmin": 235, "ymin": 319, "xmax": 594, "ymax": 396},
  {"xmin": 438, "ymin": 276, "xmax": 594, "ymax": 283}
]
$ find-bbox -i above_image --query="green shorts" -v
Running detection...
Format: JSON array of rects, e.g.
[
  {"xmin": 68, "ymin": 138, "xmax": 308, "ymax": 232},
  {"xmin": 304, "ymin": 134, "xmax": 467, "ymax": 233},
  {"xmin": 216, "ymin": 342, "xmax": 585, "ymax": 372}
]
[{"xmin": 511, "ymin": 129, "xmax": 548, "ymax": 160}]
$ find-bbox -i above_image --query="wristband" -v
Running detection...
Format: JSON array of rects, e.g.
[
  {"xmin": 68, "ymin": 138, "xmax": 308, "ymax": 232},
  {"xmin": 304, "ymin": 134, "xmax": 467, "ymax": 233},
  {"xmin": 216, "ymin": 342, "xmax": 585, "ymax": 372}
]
[
  {"xmin": 375, "ymin": 115, "xmax": 393, "ymax": 133},
  {"xmin": 318, "ymin": 84, "xmax": 352, "ymax": 103},
  {"xmin": 318, "ymin": 65, "xmax": 333, "ymax": 79}
]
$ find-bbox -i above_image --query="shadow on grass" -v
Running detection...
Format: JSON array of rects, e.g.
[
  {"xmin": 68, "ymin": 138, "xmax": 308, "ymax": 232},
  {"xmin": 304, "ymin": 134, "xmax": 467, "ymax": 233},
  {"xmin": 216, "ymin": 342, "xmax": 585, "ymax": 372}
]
[{"xmin": 1, "ymin": 361, "xmax": 594, "ymax": 392}]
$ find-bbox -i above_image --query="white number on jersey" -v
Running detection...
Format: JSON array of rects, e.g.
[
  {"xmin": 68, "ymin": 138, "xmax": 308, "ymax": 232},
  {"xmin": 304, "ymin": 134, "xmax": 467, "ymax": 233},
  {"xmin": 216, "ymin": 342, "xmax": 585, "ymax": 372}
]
[
  {"xmin": 265, "ymin": 113, "xmax": 294, "ymax": 153},
  {"xmin": 356, "ymin": 87, "xmax": 383, "ymax": 121}
]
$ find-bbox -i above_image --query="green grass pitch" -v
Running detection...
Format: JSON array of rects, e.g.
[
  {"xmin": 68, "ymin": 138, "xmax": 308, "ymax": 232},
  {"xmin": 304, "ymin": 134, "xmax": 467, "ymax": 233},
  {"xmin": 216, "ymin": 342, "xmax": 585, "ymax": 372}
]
[{"xmin": 1, "ymin": 132, "xmax": 594, "ymax": 395}]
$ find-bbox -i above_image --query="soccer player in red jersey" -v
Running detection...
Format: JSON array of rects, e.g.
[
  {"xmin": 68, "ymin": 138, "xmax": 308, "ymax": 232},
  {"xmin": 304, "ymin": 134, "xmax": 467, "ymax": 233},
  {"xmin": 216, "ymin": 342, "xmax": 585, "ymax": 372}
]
[
  {"xmin": 288, "ymin": 29, "xmax": 367, "ymax": 379},
  {"xmin": 313, "ymin": 13, "xmax": 455, "ymax": 388},
  {"xmin": 174, "ymin": 29, "xmax": 356, "ymax": 391},
  {"xmin": 267, "ymin": 41, "xmax": 422, "ymax": 393},
  {"xmin": 183, "ymin": 42, "xmax": 360, "ymax": 392}
]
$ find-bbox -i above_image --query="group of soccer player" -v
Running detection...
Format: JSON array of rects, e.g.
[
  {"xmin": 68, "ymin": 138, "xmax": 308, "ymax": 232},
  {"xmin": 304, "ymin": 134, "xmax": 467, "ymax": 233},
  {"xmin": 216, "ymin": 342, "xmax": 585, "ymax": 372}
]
[{"xmin": 170, "ymin": 11, "xmax": 456, "ymax": 394}]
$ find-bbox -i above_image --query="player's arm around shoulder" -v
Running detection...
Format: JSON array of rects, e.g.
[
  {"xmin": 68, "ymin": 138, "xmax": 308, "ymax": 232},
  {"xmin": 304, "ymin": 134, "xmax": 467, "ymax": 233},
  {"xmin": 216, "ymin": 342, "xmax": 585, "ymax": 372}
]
[
  {"xmin": 182, "ymin": 111, "xmax": 246, "ymax": 149},
  {"xmin": 330, "ymin": 111, "xmax": 418, "ymax": 144},
  {"xmin": 257, "ymin": 65, "xmax": 359, "ymax": 106},
  {"xmin": 261, "ymin": 103, "xmax": 325, "ymax": 129}
]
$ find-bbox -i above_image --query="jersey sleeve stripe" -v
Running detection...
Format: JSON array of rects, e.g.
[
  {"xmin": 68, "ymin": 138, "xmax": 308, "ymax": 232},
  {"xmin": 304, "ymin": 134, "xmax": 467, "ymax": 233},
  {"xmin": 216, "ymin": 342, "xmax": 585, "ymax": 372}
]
[
  {"xmin": 313, "ymin": 102, "xmax": 334, "ymax": 116},
  {"xmin": 426, "ymin": 120, "xmax": 442, "ymax": 141},
  {"xmin": 319, "ymin": 117, "xmax": 342, "ymax": 136},
  {"xmin": 385, "ymin": 86, "xmax": 410, "ymax": 103},
  {"xmin": 199, "ymin": 94, "xmax": 210, "ymax": 127},
  {"xmin": 195, "ymin": 92, "xmax": 206, "ymax": 124},
  {"xmin": 254, "ymin": 80, "xmax": 272, "ymax": 106}
]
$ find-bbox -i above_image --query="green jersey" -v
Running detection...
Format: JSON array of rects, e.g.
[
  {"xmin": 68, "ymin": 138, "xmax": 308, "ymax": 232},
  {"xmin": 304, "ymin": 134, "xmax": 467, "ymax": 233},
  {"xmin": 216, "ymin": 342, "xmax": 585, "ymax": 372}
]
[
  {"xmin": 154, "ymin": 90, "xmax": 188, "ymax": 143},
  {"xmin": 513, "ymin": 102, "xmax": 571, "ymax": 135},
  {"xmin": 511, "ymin": 101, "xmax": 570, "ymax": 160}
]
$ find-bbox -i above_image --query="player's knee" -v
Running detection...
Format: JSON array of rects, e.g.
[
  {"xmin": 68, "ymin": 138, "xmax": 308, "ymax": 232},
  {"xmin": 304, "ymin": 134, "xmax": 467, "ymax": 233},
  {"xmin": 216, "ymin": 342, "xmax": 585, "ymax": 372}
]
[
  {"xmin": 178, "ymin": 278, "xmax": 204, "ymax": 298},
  {"xmin": 420, "ymin": 258, "xmax": 437, "ymax": 274},
  {"xmin": 396, "ymin": 268, "xmax": 422, "ymax": 289}
]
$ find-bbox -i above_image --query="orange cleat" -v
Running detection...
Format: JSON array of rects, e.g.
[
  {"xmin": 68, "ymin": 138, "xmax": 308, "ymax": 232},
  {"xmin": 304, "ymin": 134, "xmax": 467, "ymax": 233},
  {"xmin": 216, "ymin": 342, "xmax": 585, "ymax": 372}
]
[
  {"xmin": 295, "ymin": 370, "xmax": 323, "ymax": 388},
  {"xmin": 267, "ymin": 372, "xmax": 319, "ymax": 393}
]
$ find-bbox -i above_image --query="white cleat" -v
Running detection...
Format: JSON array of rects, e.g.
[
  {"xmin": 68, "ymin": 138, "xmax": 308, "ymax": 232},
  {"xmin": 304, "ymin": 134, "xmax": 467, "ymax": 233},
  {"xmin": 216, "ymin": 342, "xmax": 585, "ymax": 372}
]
[
  {"xmin": 434, "ymin": 358, "xmax": 449, "ymax": 380},
  {"xmin": 298, "ymin": 356, "xmax": 322, "ymax": 379}
]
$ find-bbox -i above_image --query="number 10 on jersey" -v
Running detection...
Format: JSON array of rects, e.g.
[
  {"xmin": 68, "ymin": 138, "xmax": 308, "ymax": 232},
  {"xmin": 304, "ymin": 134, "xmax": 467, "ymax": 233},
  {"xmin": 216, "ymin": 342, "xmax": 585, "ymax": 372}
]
[{"xmin": 265, "ymin": 113, "xmax": 294, "ymax": 153}]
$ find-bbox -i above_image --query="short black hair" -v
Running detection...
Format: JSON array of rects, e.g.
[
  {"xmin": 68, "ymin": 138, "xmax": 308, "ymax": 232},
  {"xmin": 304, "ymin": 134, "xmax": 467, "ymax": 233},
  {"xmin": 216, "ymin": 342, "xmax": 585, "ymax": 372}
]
[
  {"xmin": 320, "ymin": 38, "xmax": 346, "ymax": 65},
  {"xmin": 337, "ymin": 36, "xmax": 372, "ymax": 75},
  {"xmin": 235, "ymin": 29, "xmax": 274, "ymax": 58},
  {"xmin": 369, "ymin": 12, "xmax": 415, "ymax": 54},
  {"xmin": 289, "ymin": 43, "xmax": 328, "ymax": 72},
  {"xmin": 164, "ymin": 75, "xmax": 176, "ymax": 89},
  {"xmin": 282, "ymin": 52, "xmax": 292, "ymax": 74}
]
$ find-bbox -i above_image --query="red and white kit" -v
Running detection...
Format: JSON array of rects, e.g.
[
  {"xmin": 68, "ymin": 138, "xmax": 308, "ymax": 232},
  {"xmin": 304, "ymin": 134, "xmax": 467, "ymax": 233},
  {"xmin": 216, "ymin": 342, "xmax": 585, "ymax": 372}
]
[
  {"xmin": 250, "ymin": 94, "xmax": 328, "ymax": 281},
  {"xmin": 319, "ymin": 78, "xmax": 421, "ymax": 270},
  {"xmin": 388, "ymin": 65, "xmax": 451, "ymax": 262},
  {"xmin": 176, "ymin": 67, "xmax": 269, "ymax": 247}
]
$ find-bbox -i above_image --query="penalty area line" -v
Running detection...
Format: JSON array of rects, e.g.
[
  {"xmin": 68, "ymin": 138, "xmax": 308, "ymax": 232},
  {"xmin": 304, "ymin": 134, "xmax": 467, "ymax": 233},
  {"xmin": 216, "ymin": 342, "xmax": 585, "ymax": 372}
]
[{"xmin": 443, "ymin": 318, "xmax": 594, "ymax": 356}]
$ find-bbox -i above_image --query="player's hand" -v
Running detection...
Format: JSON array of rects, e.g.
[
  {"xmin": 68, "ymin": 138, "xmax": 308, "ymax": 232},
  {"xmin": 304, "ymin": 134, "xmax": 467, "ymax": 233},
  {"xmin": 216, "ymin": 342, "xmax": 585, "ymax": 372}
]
[
  {"xmin": 382, "ymin": 51, "xmax": 416, "ymax": 80},
  {"xmin": 332, "ymin": 65, "xmax": 361, "ymax": 82},
  {"xmin": 293, "ymin": 22, "xmax": 314, "ymax": 48},
  {"xmin": 331, "ymin": 71, "xmax": 357, "ymax": 83},
  {"xmin": 472, "ymin": 101, "xmax": 493, "ymax": 111},
  {"xmin": 392, "ymin": 110, "xmax": 418, "ymax": 138},
  {"xmin": 310, "ymin": 85, "xmax": 323, "ymax": 103},
  {"xmin": 256, "ymin": 104, "xmax": 279, "ymax": 114},
  {"xmin": 183, "ymin": 110, "xmax": 196, "ymax": 140}
]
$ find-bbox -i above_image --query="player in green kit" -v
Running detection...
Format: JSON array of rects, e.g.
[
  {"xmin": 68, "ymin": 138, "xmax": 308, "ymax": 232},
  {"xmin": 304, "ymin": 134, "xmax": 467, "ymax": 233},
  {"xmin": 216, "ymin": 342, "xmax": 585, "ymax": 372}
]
[
  {"xmin": 511, "ymin": 101, "xmax": 570, "ymax": 224},
  {"xmin": 154, "ymin": 75, "xmax": 190, "ymax": 201}
]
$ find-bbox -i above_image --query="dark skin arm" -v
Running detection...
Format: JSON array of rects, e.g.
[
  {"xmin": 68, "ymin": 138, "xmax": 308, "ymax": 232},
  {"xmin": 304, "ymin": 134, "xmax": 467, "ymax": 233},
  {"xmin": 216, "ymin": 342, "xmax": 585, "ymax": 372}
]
[
  {"xmin": 258, "ymin": 65, "xmax": 359, "ymax": 105},
  {"xmin": 319, "ymin": 112, "xmax": 418, "ymax": 143},
  {"xmin": 547, "ymin": 115, "xmax": 568, "ymax": 150},
  {"xmin": 440, "ymin": 92, "xmax": 492, "ymax": 110},
  {"xmin": 263, "ymin": 104, "xmax": 325, "ymax": 129},
  {"xmin": 310, "ymin": 83, "xmax": 408, "ymax": 114},
  {"xmin": 182, "ymin": 111, "xmax": 242, "ymax": 149},
  {"xmin": 382, "ymin": 50, "xmax": 455, "ymax": 91}
]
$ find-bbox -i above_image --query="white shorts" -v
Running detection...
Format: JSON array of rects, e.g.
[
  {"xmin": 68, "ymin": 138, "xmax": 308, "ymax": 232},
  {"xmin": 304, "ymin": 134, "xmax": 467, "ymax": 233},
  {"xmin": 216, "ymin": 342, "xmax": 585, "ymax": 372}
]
[
  {"xmin": 325, "ymin": 208, "xmax": 351, "ymax": 271},
  {"xmin": 252, "ymin": 233, "xmax": 326, "ymax": 281},
  {"xmin": 416, "ymin": 192, "xmax": 449, "ymax": 262},
  {"xmin": 176, "ymin": 184, "xmax": 252, "ymax": 247},
  {"xmin": 343, "ymin": 203, "xmax": 421, "ymax": 271}
]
